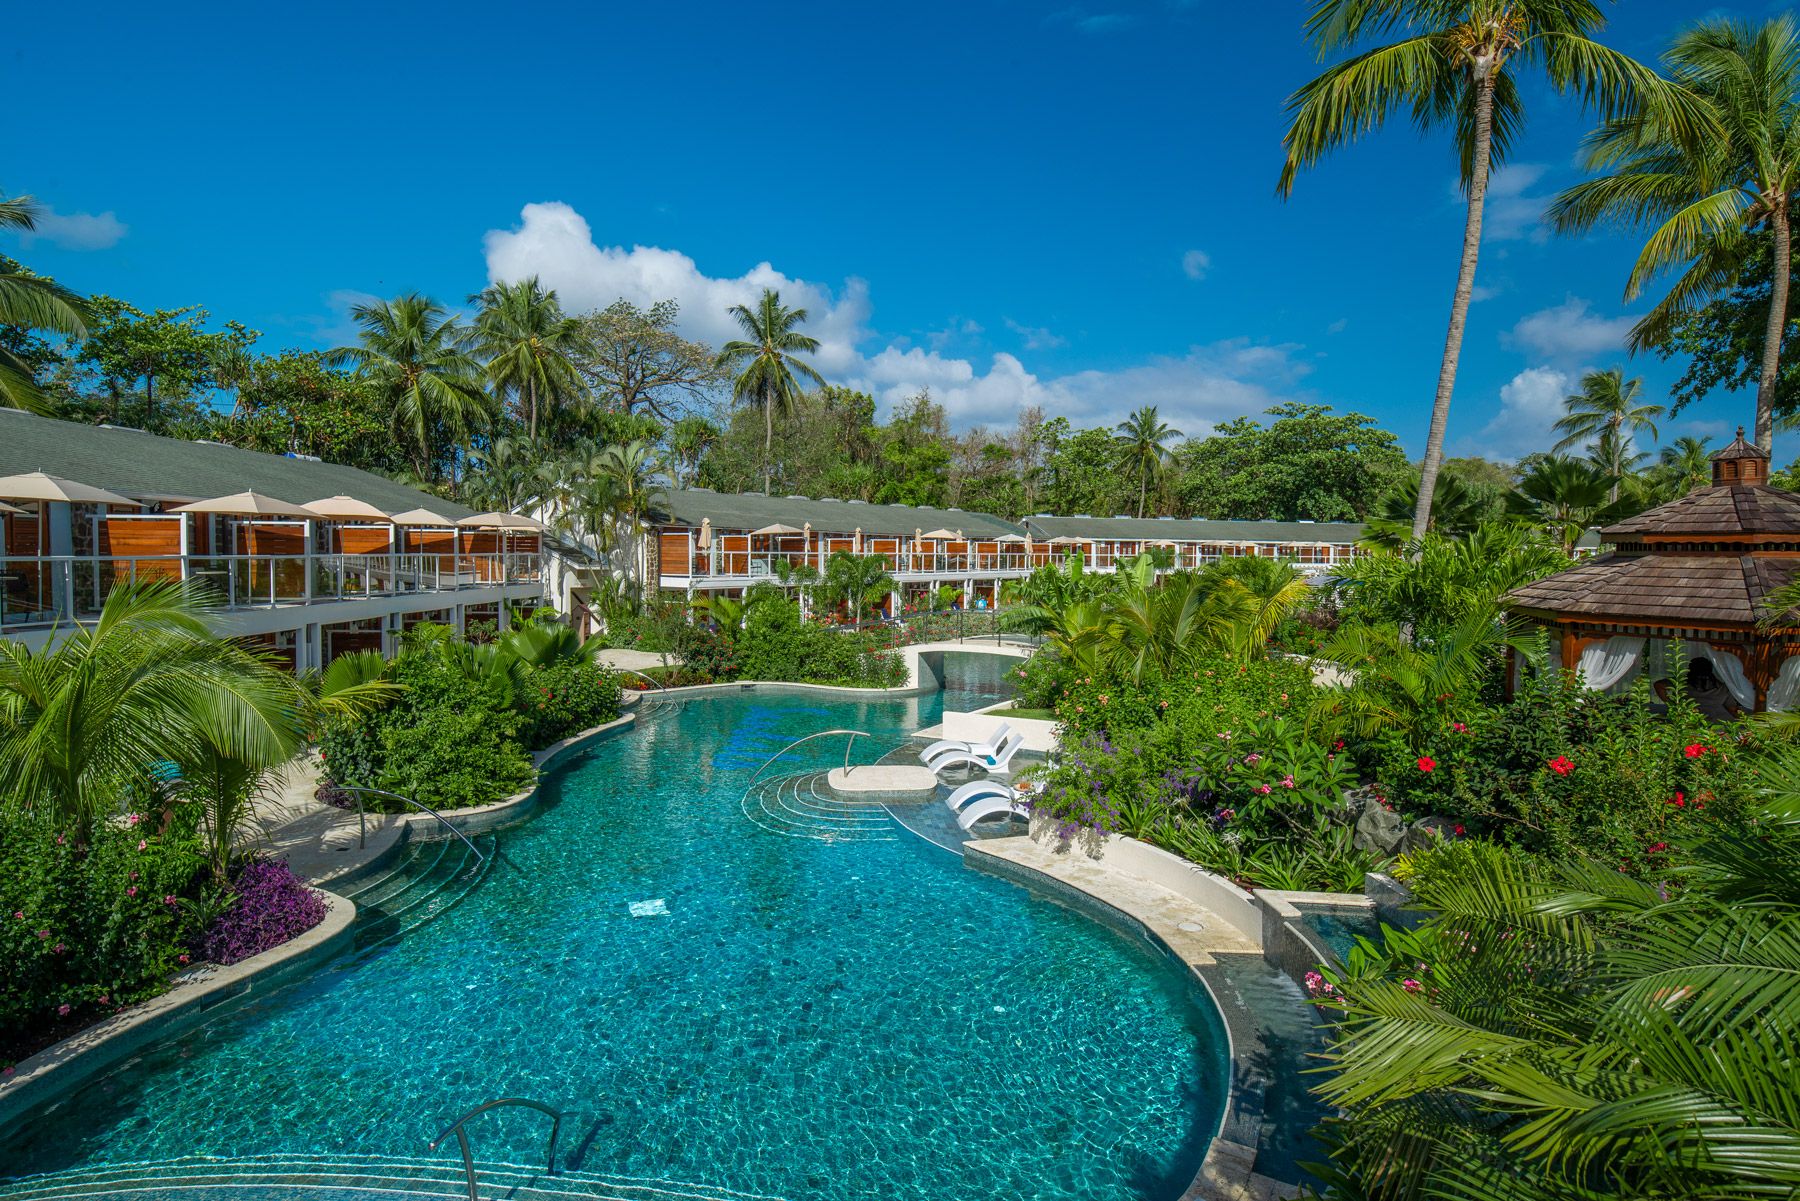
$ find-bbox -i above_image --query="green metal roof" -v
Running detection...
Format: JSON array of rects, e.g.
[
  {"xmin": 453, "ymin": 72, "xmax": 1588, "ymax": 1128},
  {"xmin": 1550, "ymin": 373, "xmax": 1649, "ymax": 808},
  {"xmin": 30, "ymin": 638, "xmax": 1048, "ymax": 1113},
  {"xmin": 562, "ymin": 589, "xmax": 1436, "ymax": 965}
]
[
  {"xmin": 1022, "ymin": 513, "xmax": 1365, "ymax": 543},
  {"xmin": 0, "ymin": 410, "xmax": 474, "ymax": 519},
  {"xmin": 653, "ymin": 488, "xmax": 1026, "ymax": 539}
]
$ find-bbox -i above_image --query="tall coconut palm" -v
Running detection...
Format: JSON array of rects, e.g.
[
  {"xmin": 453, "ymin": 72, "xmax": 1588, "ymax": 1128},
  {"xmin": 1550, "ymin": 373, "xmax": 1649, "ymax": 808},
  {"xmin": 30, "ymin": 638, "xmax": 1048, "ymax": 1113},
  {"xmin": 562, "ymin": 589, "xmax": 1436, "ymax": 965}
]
[
  {"xmin": 1553, "ymin": 368, "xmax": 1663, "ymax": 501},
  {"xmin": 715, "ymin": 289, "xmax": 825, "ymax": 495},
  {"xmin": 332, "ymin": 294, "xmax": 492, "ymax": 481},
  {"xmin": 1658, "ymin": 434, "xmax": 1715, "ymax": 495},
  {"xmin": 1280, "ymin": 0, "xmax": 1692, "ymax": 543},
  {"xmin": 470, "ymin": 277, "xmax": 590, "ymax": 442},
  {"xmin": 1553, "ymin": 17, "xmax": 1800, "ymax": 454},
  {"xmin": 0, "ymin": 192, "xmax": 88, "ymax": 414},
  {"xmin": 1114, "ymin": 406, "xmax": 1182, "ymax": 518}
]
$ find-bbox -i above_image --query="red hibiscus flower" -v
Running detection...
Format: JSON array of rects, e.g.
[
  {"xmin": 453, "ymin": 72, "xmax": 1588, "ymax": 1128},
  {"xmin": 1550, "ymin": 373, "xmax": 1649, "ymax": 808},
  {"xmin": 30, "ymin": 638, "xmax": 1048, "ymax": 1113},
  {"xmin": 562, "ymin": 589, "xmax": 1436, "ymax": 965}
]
[
  {"xmin": 1417, "ymin": 756, "xmax": 1436, "ymax": 773},
  {"xmin": 1684, "ymin": 743, "xmax": 1708, "ymax": 758},
  {"xmin": 1548, "ymin": 755, "xmax": 1575, "ymax": 776}
]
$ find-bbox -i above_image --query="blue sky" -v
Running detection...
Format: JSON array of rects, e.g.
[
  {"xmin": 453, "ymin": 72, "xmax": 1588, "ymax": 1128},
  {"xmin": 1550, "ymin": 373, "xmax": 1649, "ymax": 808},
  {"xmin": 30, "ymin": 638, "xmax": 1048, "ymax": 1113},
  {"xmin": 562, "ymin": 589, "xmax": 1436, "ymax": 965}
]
[{"xmin": 1, "ymin": 0, "xmax": 1778, "ymax": 462}]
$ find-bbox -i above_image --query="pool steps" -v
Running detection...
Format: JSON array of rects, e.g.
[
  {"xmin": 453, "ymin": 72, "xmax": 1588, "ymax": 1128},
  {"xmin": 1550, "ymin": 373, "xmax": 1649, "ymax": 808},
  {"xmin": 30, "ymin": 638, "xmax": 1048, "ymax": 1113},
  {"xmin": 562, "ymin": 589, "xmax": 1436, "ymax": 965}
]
[
  {"xmin": 739, "ymin": 770, "xmax": 897, "ymax": 843},
  {"xmin": 336, "ymin": 832, "xmax": 499, "ymax": 951},
  {"xmin": 0, "ymin": 1153, "xmax": 790, "ymax": 1201}
]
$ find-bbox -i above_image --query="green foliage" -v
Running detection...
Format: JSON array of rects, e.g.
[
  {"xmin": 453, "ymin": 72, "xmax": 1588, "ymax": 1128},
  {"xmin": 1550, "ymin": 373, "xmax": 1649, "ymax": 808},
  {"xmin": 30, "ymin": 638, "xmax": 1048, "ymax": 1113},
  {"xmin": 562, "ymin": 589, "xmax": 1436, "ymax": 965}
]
[
  {"xmin": 1332, "ymin": 524, "xmax": 1567, "ymax": 638},
  {"xmin": 0, "ymin": 196, "xmax": 88, "ymax": 414},
  {"xmin": 1368, "ymin": 659, "xmax": 1753, "ymax": 867},
  {"xmin": 74, "ymin": 296, "xmax": 257, "ymax": 432},
  {"xmin": 715, "ymin": 288, "xmax": 826, "ymax": 495},
  {"xmin": 1174, "ymin": 404, "xmax": 1409, "ymax": 522},
  {"xmin": 0, "ymin": 805, "xmax": 211, "ymax": 1057},
  {"xmin": 207, "ymin": 350, "xmax": 406, "ymax": 473},
  {"xmin": 729, "ymin": 599, "xmax": 905, "ymax": 689}
]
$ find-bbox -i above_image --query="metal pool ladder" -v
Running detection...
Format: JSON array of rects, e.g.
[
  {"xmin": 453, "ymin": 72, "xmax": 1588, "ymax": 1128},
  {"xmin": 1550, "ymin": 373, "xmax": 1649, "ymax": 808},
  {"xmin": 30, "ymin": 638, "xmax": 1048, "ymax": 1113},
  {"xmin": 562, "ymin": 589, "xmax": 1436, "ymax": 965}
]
[
  {"xmin": 748, "ymin": 728, "xmax": 874, "ymax": 785},
  {"xmin": 429, "ymin": 1096, "xmax": 566, "ymax": 1200},
  {"xmin": 331, "ymin": 785, "xmax": 491, "ymax": 865}
]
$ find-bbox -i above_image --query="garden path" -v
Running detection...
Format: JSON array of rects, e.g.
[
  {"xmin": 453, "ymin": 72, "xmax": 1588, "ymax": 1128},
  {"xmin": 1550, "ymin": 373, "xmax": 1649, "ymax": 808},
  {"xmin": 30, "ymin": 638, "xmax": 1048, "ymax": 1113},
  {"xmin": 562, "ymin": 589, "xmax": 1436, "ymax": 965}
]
[{"xmin": 251, "ymin": 756, "xmax": 406, "ymax": 887}]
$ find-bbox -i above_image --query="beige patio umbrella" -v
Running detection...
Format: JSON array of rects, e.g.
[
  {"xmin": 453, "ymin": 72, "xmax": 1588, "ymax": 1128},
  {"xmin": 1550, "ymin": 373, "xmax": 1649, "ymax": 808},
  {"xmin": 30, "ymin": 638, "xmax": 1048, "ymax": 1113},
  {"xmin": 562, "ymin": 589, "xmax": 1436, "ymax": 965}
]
[
  {"xmin": 920, "ymin": 527, "xmax": 961, "ymax": 540},
  {"xmin": 749, "ymin": 522, "xmax": 803, "ymax": 537},
  {"xmin": 0, "ymin": 471, "xmax": 141, "ymax": 507},
  {"xmin": 0, "ymin": 500, "xmax": 23, "ymax": 515},
  {"xmin": 456, "ymin": 511, "xmax": 547, "ymax": 531},
  {"xmin": 698, "ymin": 517, "xmax": 713, "ymax": 549},
  {"xmin": 304, "ymin": 495, "xmax": 392, "ymax": 521},
  {"xmin": 1044, "ymin": 535, "xmax": 1091, "ymax": 546},
  {"xmin": 993, "ymin": 533, "xmax": 1029, "ymax": 543},
  {"xmin": 389, "ymin": 506, "xmax": 458, "ymax": 526},
  {"xmin": 170, "ymin": 492, "xmax": 320, "ymax": 519}
]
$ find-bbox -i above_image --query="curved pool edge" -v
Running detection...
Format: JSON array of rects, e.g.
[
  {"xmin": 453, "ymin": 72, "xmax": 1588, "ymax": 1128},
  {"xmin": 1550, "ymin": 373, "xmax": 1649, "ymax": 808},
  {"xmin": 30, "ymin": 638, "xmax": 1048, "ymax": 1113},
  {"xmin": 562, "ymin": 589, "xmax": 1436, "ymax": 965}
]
[
  {"xmin": 0, "ymin": 714, "xmax": 647, "ymax": 1142},
  {"xmin": 962, "ymin": 837, "xmax": 1310, "ymax": 1201},
  {"xmin": 0, "ymin": 891, "xmax": 356, "ymax": 1139}
]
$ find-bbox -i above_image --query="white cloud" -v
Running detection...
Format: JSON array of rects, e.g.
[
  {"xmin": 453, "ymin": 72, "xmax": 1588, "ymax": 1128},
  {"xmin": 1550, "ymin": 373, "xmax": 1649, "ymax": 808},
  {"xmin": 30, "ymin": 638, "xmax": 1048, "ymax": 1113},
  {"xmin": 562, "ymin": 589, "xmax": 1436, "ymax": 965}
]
[
  {"xmin": 1327, "ymin": 318, "xmax": 1349, "ymax": 335},
  {"xmin": 1475, "ymin": 366, "xmax": 1573, "ymax": 456},
  {"xmin": 1505, "ymin": 297, "xmax": 1635, "ymax": 363},
  {"xmin": 1003, "ymin": 317, "xmax": 1066, "ymax": 350},
  {"xmin": 18, "ymin": 206, "xmax": 127, "ymax": 251},
  {"xmin": 1181, "ymin": 249, "xmax": 1211, "ymax": 280},
  {"xmin": 1450, "ymin": 163, "xmax": 1552, "ymax": 242},
  {"xmin": 482, "ymin": 201, "xmax": 1313, "ymax": 437}
]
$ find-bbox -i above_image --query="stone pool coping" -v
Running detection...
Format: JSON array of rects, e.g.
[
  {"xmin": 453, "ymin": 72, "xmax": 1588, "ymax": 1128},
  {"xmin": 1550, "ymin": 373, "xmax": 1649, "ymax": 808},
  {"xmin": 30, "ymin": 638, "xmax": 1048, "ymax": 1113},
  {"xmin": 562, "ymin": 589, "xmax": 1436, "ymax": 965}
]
[
  {"xmin": 963, "ymin": 828, "xmax": 1365, "ymax": 1201},
  {"xmin": 0, "ymin": 891, "xmax": 355, "ymax": 1137}
]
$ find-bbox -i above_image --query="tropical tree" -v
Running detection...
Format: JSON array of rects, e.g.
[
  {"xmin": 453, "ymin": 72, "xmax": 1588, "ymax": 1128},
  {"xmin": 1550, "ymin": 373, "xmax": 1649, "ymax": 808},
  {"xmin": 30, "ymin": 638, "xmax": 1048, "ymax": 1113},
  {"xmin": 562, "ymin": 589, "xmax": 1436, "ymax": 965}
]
[
  {"xmin": 462, "ymin": 436, "xmax": 548, "ymax": 513},
  {"xmin": 1364, "ymin": 472, "xmax": 1494, "ymax": 549},
  {"xmin": 1312, "ymin": 605, "xmax": 1523, "ymax": 740},
  {"xmin": 667, "ymin": 415, "xmax": 720, "ymax": 487},
  {"xmin": 819, "ymin": 551, "xmax": 897, "ymax": 621},
  {"xmin": 470, "ymin": 277, "xmax": 590, "ymax": 443},
  {"xmin": 1553, "ymin": 16, "xmax": 1800, "ymax": 453},
  {"xmin": 1334, "ymin": 522, "xmax": 1568, "ymax": 637},
  {"xmin": 715, "ymin": 289, "xmax": 826, "ymax": 495},
  {"xmin": 1658, "ymin": 434, "xmax": 1715, "ymax": 495},
  {"xmin": 1279, "ymin": 0, "xmax": 1689, "ymax": 541},
  {"xmin": 1506, "ymin": 455, "xmax": 1630, "ymax": 553},
  {"xmin": 1200, "ymin": 555, "xmax": 1314, "ymax": 659},
  {"xmin": 1306, "ymin": 785, "xmax": 1800, "ymax": 1200},
  {"xmin": 0, "ymin": 581, "xmax": 301, "ymax": 834},
  {"xmin": 1552, "ymin": 368, "xmax": 1662, "ymax": 500},
  {"xmin": 1114, "ymin": 405, "xmax": 1182, "ymax": 518},
  {"xmin": 0, "ymin": 193, "xmax": 87, "ymax": 414},
  {"xmin": 331, "ymin": 294, "xmax": 492, "ymax": 480}
]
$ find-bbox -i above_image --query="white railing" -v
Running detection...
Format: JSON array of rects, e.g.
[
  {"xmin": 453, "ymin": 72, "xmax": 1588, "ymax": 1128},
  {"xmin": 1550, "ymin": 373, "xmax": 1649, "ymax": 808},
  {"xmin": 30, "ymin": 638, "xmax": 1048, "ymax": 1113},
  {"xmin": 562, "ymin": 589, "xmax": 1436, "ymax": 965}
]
[{"xmin": 0, "ymin": 552, "xmax": 544, "ymax": 629}]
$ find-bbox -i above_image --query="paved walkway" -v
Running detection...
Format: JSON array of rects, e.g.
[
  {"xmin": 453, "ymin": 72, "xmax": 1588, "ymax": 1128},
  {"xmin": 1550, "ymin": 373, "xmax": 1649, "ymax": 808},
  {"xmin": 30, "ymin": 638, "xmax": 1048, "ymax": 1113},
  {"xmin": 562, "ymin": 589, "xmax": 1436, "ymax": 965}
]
[
  {"xmin": 597, "ymin": 647, "xmax": 679, "ymax": 673},
  {"xmin": 251, "ymin": 756, "xmax": 405, "ymax": 887}
]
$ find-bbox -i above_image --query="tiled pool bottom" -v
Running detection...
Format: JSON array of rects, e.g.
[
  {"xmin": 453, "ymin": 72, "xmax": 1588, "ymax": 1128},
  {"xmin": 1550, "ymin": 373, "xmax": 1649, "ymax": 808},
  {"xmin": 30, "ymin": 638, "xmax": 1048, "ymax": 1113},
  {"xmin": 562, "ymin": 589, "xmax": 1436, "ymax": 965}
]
[{"xmin": 0, "ymin": 670, "xmax": 1230, "ymax": 1201}]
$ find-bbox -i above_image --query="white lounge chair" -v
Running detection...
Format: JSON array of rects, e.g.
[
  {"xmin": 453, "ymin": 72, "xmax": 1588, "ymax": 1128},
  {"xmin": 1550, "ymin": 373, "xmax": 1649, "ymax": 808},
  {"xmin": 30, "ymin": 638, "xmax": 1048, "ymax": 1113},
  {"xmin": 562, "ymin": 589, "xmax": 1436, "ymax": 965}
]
[
  {"xmin": 920, "ymin": 723, "xmax": 1013, "ymax": 766},
  {"xmin": 956, "ymin": 795, "xmax": 1031, "ymax": 830},
  {"xmin": 944, "ymin": 778, "xmax": 1018, "ymax": 813},
  {"xmin": 925, "ymin": 729, "xmax": 1027, "ymax": 778}
]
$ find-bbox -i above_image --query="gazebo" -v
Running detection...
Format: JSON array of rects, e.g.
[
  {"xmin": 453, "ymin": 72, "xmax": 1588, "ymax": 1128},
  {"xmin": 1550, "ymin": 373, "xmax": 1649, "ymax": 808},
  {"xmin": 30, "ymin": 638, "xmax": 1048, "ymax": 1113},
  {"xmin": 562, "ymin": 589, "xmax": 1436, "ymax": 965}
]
[{"xmin": 1505, "ymin": 429, "xmax": 1800, "ymax": 712}]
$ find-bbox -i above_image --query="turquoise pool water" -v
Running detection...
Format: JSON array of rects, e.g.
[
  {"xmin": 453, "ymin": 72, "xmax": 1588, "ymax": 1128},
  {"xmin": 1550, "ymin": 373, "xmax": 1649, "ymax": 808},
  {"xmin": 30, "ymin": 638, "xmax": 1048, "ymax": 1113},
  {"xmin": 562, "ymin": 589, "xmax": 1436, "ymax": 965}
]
[{"xmin": 0, "ymin": 656, "xmax": 1229, "ymax": 1201}]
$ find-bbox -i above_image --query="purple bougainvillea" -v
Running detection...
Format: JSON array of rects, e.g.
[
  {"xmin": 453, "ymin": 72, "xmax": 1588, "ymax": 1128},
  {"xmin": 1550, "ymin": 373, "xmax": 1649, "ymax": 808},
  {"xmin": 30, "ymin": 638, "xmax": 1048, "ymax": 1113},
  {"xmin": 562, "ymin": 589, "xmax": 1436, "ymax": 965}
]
[{"xmin": 200, "ymin": 860, "xmax": 327, "ymax": 966}]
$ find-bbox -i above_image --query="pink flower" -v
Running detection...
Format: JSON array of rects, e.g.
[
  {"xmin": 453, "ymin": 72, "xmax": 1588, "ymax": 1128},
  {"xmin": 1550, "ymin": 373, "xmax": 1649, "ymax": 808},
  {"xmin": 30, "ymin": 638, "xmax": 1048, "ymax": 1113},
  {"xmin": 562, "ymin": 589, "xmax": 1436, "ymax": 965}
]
[
  {"xmin": 1245, "ymin": 753, "xmax": 1261, "ymax": 764},
  {"xmin": 57, "ymin": 1004, "xmax": 70, "ymax": 1017},
  {"xmin": 1452, "ymin": 721, "xmax": 1467, "ymax": 733},
  {"xmin": 1304, "ymin": 970, "xmax": 1324, "ymax": 995},
  {"xmin": 137, "ymin": 840, "xmax": 147, "ymax": 852},
  {"xmin": 125, "ymin": 886, "xmax": 138, "ymax": 897},
  {"xmin": 1281, "ymin": 775, "xmax": 1295, "ymax": 789},
  {"xmin": 1256, "ymin": 784, "xmax": 1272, "ymax": 795},
  {"xmin": 1218, "ymin": 731, "xmax": 1232, "ymax": 741},
  {"xmin": 53, "ymin": 943, "xmax": 64, "ymax": 954},
  {"xmin": 126, "ymin": 813, "xmax": 142, "ymax": 826},
  {"xmin": 1402, "ymin": 979, "xmax": 1422, "ymax": 994},
  {"xmin": 12, "ymin": 911, "xmax": 21, "ymax": 921},
  {"xmin": 164, "ymin": 894, "xmax": 177, "ymax": 905},
  {"xmin": 177, "ymin": 953, "xmax": 190, "ymax": 965},
  {"xmin": 36, "ymin": 929, "xmax": 49, "ymax": 939}
]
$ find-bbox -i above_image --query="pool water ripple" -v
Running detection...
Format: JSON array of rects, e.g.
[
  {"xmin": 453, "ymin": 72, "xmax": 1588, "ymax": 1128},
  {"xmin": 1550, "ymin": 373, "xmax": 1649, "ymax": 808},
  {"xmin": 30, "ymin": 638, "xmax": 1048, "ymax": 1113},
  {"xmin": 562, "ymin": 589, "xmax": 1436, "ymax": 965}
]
[{"xmin": 1, "ymin": 657, "xmax": 1229, "ymax": 1201}]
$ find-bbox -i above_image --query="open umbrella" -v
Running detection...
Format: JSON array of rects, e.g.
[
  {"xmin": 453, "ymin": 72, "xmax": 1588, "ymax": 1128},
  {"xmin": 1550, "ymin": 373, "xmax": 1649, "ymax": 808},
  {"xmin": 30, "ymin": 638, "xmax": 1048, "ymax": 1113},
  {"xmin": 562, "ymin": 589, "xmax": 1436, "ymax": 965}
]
[
  {"xmin": 170, "ymin": 492, "xmax": 319, "ymax": 519},
  {"xmin": 920, "ymin": 527, "xmax": 961, "ymax": 540},
  {"xmin": 1044, "ymin": 535, "xmax": 1091, "ymax": 546},
  {"xmin": 993, "ymin": 533, "xmax": 1029, "ymax": 543},
  {"xmin": 0, "ymin": 500, "xmax": 23, "ymax": 515},
  {"xmin": 456, "ymin": 511, "xmax": 547, "ymax": 531},
  {"xmin": 749, "ymin": 523, "xmax": 803, "ymax": 537},
  {"xmin": 389, "ymin": 507, "xmax": 458, "ymax": 527},
  {"xmin": 0, "ymin": 471, "xmax": 141, "ymax": 507},
  {"xmin": 305, "ymin": 495, "xmax": 392, "ymax": 521}
]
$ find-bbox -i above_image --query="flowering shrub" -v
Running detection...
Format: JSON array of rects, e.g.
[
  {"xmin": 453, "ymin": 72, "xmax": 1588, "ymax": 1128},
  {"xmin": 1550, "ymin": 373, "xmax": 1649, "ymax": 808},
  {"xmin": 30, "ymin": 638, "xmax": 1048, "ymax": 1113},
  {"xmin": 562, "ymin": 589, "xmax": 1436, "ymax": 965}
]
[
  {"xmin": 0, "ymin": 807, "xmax": 210, "ymax": 1061},
  {"xmin": 1055, "ymin": 655, "xmax": 1316, "ymax": 741},
  {"xmin": 514, "ymin": 660, "xmax": 622, "ymax": 749},
  {"xmin": 1365, "ymin": 668, "xmax": 1753, "ymax": 866},
  {"xmin": 199, "ymin": 859, "xmax": 326, "ymax": 966}
]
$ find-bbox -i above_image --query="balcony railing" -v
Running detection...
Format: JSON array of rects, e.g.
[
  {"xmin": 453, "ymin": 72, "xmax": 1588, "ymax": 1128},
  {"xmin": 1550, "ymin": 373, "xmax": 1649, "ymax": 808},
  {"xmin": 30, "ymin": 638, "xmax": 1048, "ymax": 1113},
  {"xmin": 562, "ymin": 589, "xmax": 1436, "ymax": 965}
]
[
  {"xmin": 0, "ymin": 552, "xmax": 544, "ymax": 630},
  {"xmin": 669, "ymin": 544, "xmax": 1357, "ymax": 581}
]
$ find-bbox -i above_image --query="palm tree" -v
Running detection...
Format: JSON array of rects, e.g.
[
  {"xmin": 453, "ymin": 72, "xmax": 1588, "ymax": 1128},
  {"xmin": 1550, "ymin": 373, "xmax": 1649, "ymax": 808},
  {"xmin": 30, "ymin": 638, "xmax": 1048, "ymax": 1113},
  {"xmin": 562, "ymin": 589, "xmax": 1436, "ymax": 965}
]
[
  {"xmin": 1552, "ymin": 16, "xmax": 1800, "ymax": 454},
  {"xmin": 1280, "ymin": 0, "xmax": 1689, "ymax": 543},
  {"xmin": 1552, "ymin": 368, "xmax": 1663, "ymax": 501},
  {"xmin": 820, "ymin": 551, "xmax": 897, "ymax": 621},
  {"xmin": 1506, "ymin": 454, "xmax": 1628, "ymax": 553},
  {"xmin": 715, "ymin": 289, "xmax": 826, "ymax": 495},
  {"xmin": 470, "ymin": 277, "xmax": 590, "ymax": 443},
  {"xmin": 1313, "ymin": 606, "xmax": 1523, "ymax": 739},
  {"xmin": 0, "ymin": 581, "xmax": 302, "ymax": 835},
  {"xmin": 1114, "ymin": 406, "xmax": 1182, "ymax": 518},
  {"xmin": 0, "ymin": 192, "xmax": 87, "ymax": 414},
  {"xmin": 1200, "ymin": 555, "xmax": 1314, "ymax": 659},
  {"xmin": 332, "ymin": 294, "xmax": 492, "ymax": 481},
  {"xmin": 1658, "ymin": 434, "xmax": 1715, "ymax": 495},
  {"xmin": 1364, "ymin": 472, "xmax": 1494, "ymax": 549},
  {"xmin": 667, "ymin": 415, "xmax": 719, "ymax": 488},
  {"xmin": 1307, "ymin": 781, "xmax": 1800, "ymax": 1200},
  {"xmin": 463, "ymin": 436, "xmax": 547, "ymax": 512}
]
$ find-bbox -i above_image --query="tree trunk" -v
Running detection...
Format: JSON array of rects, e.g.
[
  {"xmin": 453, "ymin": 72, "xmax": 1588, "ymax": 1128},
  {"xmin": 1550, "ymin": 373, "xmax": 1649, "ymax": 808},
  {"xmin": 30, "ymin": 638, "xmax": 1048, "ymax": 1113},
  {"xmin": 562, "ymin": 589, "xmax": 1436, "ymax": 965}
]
[
  {"xmin": 1411, "ymin": 64, "xmax": 1497, "ymax": 544},
  {"xmin": 144, "ymin": 372, "xmax": 155, "ymax": 431},
  {"xmin": 1138, "ymin": 466, "xmax": 1148, "ymax": 519},
  {"xmin": 527, "ymin": 377, "xmax": 539, "ymax": 442},
  {"xmin": 764, "ymin": 395, "xmax": 774, "ymax": 496},
  {"xmin": 1756, "ymin": 202, "xmax": 1791, "ymax": 455}
]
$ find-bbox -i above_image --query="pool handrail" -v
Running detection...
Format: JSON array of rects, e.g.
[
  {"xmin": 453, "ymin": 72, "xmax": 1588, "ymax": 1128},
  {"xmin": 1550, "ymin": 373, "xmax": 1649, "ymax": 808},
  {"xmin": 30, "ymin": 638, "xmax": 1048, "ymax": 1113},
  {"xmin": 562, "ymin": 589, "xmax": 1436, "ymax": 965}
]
[
  {"xmin": 332, "ymin": 785, "xmax": 490, "ymax": 866},
  {"xmin": 747, "ymin": 728, "xmax": 874, "ymax": 787},
  {"xmin": 613, "ymin": 666, "xmax": 669, "ymax": 692},
  {"xmin": 429, "ymin": 1095, "xmax": 565, "ymax": 1199}
]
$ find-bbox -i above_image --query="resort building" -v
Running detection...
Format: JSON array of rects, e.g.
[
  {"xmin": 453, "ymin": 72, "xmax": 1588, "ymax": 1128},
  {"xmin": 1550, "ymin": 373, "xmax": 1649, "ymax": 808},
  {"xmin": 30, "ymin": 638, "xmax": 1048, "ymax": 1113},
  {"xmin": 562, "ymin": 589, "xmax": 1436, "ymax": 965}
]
[
  {"xmin": 0, "ymin": 409, "xmax": 545, "ymax": 668},
  {"xmin": 640, "ymin": 487, "xmax": 1366, "ymax": 616}
]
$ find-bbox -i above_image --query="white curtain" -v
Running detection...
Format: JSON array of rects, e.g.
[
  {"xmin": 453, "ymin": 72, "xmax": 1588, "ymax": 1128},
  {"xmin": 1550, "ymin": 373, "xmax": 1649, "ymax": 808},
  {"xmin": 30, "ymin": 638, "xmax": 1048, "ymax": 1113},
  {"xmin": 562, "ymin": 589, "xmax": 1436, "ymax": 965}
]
[
  {"xmin": 1695, "ymin": 643, "xmax": 1757, "ymax": 710},
  {"xmin": 1769, "ymin": 657, "xmax": 1800, "ymax": 712},
  {"xmin": 1578, "ymin": 636, "xmax": 1646, "ymax": 693}
]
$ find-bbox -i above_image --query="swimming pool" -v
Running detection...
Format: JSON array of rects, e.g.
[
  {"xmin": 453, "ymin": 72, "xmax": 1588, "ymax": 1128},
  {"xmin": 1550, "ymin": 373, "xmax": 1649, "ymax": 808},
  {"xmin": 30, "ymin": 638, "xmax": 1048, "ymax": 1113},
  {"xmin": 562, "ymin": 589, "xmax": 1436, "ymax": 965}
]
[{"xmin": 0, "ymin": 656, "xmax": 1230, "ymax": 1201}]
